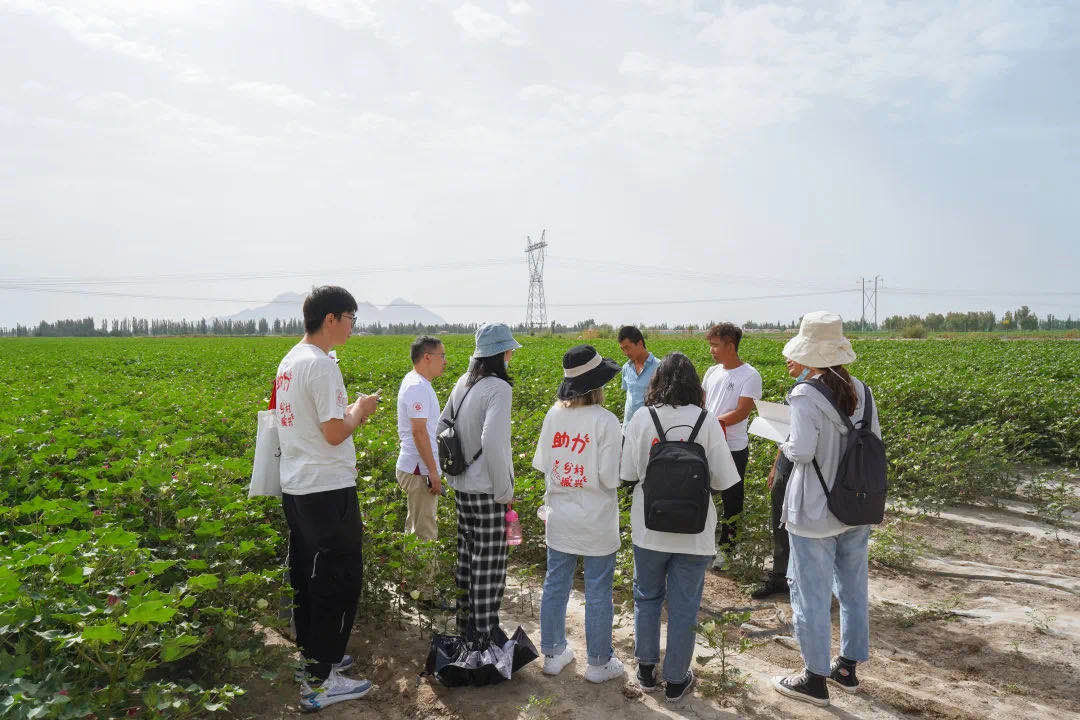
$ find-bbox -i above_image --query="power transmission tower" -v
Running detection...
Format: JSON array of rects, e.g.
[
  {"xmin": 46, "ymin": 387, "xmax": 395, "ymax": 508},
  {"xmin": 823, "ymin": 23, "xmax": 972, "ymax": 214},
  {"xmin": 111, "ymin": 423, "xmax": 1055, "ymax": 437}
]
[
  {"xmin": 859, "ymin": 275, "xmax": 883, "ymax": 330},
  {"xmin": 525, "ymin": 230, "xmax": 548, "ymax": 334}
]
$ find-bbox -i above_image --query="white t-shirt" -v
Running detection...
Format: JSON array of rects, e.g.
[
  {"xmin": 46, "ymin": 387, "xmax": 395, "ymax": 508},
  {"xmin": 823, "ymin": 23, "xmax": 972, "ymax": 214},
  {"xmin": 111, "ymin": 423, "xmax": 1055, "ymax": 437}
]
[
  {"xmin": 396, "ymin": 370, "xmax": 441, "ymax": 476},
  {"xmin": 275, "ymin": 342, "xmax": 357, "ymax": 495},
  {"xmin": 620, "ymin": 404, "xmax": 742, "ymax": 556},
  {"xmin": 532, "ymin": 404, "xmax": 622, "ymax": 556},
  {"xmin": 701, "ymin": 362, "xmax": 763, "ymax": 451}
]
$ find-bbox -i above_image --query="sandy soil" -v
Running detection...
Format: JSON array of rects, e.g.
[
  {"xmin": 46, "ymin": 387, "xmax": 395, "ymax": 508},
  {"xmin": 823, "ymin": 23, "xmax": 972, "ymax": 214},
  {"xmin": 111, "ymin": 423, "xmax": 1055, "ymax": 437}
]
[{"xmin": 234, "ymin": 497, "xmax": 1080, "ymax": 720}]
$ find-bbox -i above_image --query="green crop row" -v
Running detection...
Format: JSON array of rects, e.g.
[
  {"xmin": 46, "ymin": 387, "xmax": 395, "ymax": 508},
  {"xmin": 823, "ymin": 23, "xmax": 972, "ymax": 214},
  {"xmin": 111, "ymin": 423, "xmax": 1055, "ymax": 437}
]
[{"xmin": 0, "ymin": 334, "xmax": 1076, "ymax": 718}]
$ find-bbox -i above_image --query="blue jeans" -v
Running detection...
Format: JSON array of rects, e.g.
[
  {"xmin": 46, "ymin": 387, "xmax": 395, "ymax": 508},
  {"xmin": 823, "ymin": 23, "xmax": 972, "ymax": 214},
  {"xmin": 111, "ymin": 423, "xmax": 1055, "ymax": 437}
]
[
  {"xmin": 540, "ymin": 548, "xmax": 616, "ymax": 666},
  {"xmin": 787, "ymin": 526, "xmax": 872, "ymax": 676},
  {"xmin": 632, "ymin": 545, "xmax": 711, "ymax": 684}
]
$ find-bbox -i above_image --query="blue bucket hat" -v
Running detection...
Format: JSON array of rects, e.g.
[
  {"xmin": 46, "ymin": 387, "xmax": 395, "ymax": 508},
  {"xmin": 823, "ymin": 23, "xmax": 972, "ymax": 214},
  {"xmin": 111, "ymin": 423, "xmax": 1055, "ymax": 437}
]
[{"xmin": 473, "ymin": 323, "xmax": 522, "ymax": 359}]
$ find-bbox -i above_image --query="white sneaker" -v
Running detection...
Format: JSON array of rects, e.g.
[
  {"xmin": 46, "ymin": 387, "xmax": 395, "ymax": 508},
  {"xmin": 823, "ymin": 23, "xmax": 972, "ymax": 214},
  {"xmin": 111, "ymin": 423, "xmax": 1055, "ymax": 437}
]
[
  {"xmin": 585, "ymin": 656, "xmax": 625, "ymax": 684},
  {"xmin": 294, "ymin": 654, "xmax": 353, "ymax": 683},
  {"xmin": 542, "ymin": 647, "xmax": 575, "ymax": 676},
  {"xmin": 299, "ymin": 669, "xmax": 372, "ymax": 711}
]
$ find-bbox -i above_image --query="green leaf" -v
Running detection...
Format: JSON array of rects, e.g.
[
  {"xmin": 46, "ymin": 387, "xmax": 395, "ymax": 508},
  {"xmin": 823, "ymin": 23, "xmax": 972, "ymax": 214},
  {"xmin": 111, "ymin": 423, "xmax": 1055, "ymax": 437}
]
[
  {"xmin": 147, "ymin": 560, "xmax": 177, "ymax": 575},
  {"xmin": 121, "ymin": 600, "xmax": 177, "ymax": 625},
  {"xmin": 58, "ymin": 563, "xmax": 88, "ymax": 585},
  {"xmin": 161, "ymin": 634, "xmax": 199, "ymax": 662},
  {"xmin": 194, "ymin": 520, "xmax": 225, "ymax": 538},
  {"xmin": 187, "ymin": 573, "xmax": 220, "ymax": 591},
  {"xmin": 0, "ymin": 567, "xmax": 19, "ymax": 604},
  {"xmin": 82, "ymin": 623, "xmax": 123, "ymax": 643},
  {"xmin": 99, "ymin": 528, "xmax": 139, "ymax": 548}
]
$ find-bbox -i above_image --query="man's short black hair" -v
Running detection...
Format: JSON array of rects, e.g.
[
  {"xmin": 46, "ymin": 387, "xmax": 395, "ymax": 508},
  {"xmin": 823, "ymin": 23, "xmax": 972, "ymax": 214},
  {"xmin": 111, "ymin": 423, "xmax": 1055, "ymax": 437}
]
[
  {"xmin": 303, "ymin": 286, "xmax": 358, "ymax": 334},
  {"xmin": 410, "ymin": 336, "xmax": 443, "ymax": 364},
  {"xmin": 706, "ymin": 322, "xmax": 743, "ymax": 350},
  {"xmin": 617, "ymin": 325, "xmax": 645, "ymax": 346}
]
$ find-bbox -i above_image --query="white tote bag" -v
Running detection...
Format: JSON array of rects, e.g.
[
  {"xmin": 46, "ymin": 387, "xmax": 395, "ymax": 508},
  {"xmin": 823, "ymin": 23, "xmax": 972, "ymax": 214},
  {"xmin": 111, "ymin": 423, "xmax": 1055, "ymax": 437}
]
[{"xmin": 249, "ymin": 409, "xmax": 283, "ymax": 498}]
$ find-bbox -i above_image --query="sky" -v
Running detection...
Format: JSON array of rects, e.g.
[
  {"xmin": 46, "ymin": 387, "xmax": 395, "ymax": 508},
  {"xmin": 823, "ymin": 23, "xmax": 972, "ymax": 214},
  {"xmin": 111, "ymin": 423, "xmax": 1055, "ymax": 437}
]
[{"xmin": 1, "ymin": 0, "xmax": 1078, "ymax": 328}]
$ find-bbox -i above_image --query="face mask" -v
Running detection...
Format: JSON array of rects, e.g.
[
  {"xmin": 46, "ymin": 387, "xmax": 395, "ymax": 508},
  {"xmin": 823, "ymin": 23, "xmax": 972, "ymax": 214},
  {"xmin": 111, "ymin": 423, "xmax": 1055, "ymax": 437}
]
[{"xmin": 796, "ymin": 368, "xmax": 811, "ymax": 382}]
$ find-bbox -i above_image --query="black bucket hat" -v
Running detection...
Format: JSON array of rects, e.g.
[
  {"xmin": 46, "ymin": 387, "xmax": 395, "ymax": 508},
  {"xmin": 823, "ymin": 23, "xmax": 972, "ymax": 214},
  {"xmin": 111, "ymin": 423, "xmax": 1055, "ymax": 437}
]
[{"xmin": 557, "ymin": 344, "xmax": 621, "ymax": 400}]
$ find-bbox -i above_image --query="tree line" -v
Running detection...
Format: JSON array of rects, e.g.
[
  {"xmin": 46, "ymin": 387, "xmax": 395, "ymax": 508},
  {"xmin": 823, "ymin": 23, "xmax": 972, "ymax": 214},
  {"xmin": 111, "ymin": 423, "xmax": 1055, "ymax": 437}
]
[
  {"xmin": 881, "ymin": 306, "xmax": 1078, "ymax": 332},
  {"xmin": 2, "ymin": 306, "xmax": 1076, "ymax": 338}
]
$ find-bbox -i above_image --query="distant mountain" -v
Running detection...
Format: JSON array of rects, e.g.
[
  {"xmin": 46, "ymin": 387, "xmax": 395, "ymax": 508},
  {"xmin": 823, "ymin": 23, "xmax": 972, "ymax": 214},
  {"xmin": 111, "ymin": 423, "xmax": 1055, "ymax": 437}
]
[
  {"xmin": 227, "ymin": 293, "xmax": 446, "ymax": 326},
  {"xmin": 380, "ymin": 298, "xmax": 446, "ymax": 326}
]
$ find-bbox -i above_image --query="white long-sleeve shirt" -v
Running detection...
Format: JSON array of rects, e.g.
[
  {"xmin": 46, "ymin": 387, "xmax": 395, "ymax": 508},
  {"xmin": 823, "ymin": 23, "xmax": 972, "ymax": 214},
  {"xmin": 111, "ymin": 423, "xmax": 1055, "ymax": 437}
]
[{"xmin": 780, "ymin": 376, "xmax": 881, "ymax": 538}]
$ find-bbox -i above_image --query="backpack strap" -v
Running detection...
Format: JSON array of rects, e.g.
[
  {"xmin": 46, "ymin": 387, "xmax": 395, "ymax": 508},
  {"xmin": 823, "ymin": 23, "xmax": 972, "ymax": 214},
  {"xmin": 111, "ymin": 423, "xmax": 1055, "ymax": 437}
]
[
  {"xmin": 687, "ymin": 409, "xmax": 708, "ymax": 444},
  {"xmin": 857, "ymin": 382, "xmax": 874, "ymax": 430},
  {"xmin": 647, "ymin": 407, "xmax": 667, "ymax": 442},
  {"xmin": 811, "ymin": 458, "xmax": 831, "ymax": 499},
  {"xmin": 448, "ymin": 379, "xmax": 478, "ymax": 424},
  {"xmin": 795, "ymin": 378, "xmax": 855, "ymax": 433}
]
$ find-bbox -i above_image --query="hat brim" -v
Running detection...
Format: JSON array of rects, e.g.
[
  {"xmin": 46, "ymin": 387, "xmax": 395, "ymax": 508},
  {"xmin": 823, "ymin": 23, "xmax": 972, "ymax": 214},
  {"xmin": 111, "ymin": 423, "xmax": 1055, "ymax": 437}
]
[
  {"xmin": 782, "ymin": 334, "xmax": 856, "ymax": 368},
  {"xmin": 472, "ymin": 337, "xmax": 523, "ymax": 359},
  {"xmin": 556, "ymin": 357, "xmax": 621, "ymax": 400}
]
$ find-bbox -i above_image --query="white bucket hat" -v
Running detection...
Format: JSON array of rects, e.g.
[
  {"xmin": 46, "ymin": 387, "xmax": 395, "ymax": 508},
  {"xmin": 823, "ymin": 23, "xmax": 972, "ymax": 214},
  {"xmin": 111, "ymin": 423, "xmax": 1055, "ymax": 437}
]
[{"xmin": 782, "ymin": 311, "xmax": 856, "ymax": 368}]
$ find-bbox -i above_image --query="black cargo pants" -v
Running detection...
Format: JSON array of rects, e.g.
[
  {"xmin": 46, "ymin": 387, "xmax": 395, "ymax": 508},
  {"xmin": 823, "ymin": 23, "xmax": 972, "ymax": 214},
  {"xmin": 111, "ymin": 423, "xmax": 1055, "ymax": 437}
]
[{"xmin": 282, "ymin": 486, "xmax": 364, "ymax": 680}]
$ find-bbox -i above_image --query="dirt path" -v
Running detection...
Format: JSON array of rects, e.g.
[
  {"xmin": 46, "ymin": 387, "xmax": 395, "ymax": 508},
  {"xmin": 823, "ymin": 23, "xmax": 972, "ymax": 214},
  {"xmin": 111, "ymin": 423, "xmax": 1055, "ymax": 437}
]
[{"xmin": 236, "ymin": 502, "xmax": 1080, "ymax": 720}]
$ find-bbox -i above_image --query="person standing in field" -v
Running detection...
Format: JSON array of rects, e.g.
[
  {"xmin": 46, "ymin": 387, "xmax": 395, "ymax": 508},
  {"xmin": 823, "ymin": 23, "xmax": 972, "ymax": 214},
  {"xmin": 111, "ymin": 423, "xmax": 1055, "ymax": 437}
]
[
  {"xmin": 618, "ymin": 325, "xmax": 659, "ymax": 429},
  {"xmin": 395, "ymin": 336, "xmax": 449, "ymax": 606},
  {"xmin": 620, "ymin": 353, "xmax": 742, "ymax": 704},
  {"xmin": 701, "ymin": 323, "xmax": 762, "ymax": 570},
  {"xmin": 749, "ymin": 355, "xmax": 808, "ymax": 600},
  {"xmin": 771, "ymin": 311, "xmax": 880, "ymax": 707},
  {"xmin": 532, "ymin": 345, "xmax": 625, "ymax": 683},
  {"xmin": 438, "ymin": 323, "xmax": 520, "ymax": 646},
  {"xmin": 275, "ymin": 286, "xmax": 380, "ymax": 711}
]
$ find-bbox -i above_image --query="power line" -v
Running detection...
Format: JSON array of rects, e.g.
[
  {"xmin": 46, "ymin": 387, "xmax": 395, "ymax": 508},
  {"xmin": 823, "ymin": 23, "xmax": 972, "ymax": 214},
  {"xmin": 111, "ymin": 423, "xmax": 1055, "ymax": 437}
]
[
  {"xmin": 0, "ymin": 283, "xmax": 858, "ymax": 309},
  {"xmin": 0, "ymin": 258, "xmax": 521, "ymax": 287}
]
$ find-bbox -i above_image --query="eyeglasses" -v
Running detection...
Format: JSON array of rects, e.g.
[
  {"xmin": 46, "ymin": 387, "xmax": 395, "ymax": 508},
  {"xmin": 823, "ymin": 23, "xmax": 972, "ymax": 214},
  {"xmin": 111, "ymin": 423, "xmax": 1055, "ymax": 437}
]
[
  {"xmin": 338, "ymin": 313, "xmax": 357, "ymax": 327},
  {"xmin": 427, "ymin": 352, "xmax": 446, "ymax": 358}
]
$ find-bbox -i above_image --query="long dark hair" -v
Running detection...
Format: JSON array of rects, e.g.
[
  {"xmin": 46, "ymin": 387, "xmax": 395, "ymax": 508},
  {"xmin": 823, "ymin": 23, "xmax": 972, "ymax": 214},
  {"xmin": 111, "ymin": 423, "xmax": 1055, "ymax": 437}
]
[
  {"xmin": 818, "ymin": 365, "xmax": 858, "ymax": 417},
  {"xmin": 643, "ymin": 352, "xmax": 703, "ymax": 408},
  {"xmin": 467, "ymin": 352, "xmax": 514, "ymax": 388}
]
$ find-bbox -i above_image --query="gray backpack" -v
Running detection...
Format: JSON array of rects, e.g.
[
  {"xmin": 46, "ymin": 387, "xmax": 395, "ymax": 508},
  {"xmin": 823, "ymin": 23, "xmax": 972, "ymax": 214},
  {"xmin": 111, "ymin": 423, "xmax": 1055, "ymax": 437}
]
[{"xmin": 796, "ymin": 378, "xmax": 888, "ymax": 526}]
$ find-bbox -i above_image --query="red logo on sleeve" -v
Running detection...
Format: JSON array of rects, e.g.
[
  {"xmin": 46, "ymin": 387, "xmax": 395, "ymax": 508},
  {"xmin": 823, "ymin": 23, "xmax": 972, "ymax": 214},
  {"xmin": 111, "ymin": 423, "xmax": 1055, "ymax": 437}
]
[{"xmin": 414, "ymin": 402, "xmax": 423, "ymax": 412}]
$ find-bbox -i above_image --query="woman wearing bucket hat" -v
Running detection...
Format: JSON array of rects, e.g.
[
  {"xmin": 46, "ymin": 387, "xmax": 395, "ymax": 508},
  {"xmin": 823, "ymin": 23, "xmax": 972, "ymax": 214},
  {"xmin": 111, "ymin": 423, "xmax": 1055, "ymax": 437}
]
[
  {"xmin": 531, "ymin": 345, "xmax": 625, "ymax": 683},
  {"xmin": 771, "ymin": 311, "xmax": 881, "ymax": 707},
  {"xmin": 437, "ymin": 323, "xmax": 522, "ymax": 644}
]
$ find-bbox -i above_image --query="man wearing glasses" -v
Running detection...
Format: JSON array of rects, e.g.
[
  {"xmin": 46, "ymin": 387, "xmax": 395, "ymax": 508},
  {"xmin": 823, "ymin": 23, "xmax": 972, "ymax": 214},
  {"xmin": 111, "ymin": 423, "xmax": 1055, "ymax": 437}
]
[
  {"xmin": 395, "ymin": 338, "xmax": 448, "ymax": 554},
  {"xmin": 275, "ymin": 286, "xmax": 380, "ymax": 709}
]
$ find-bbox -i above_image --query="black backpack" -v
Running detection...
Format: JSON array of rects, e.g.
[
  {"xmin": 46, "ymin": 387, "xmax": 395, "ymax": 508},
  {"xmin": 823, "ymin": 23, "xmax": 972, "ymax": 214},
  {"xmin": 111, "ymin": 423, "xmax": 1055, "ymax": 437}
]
[
  {"xmin": 796, "ymin": 378, "xmax": 888, "ymax": 526},
  {"xmin": 437, "ymin": 381, "xmax": 483, "ymax": 477},
  {"xmin": 641, "ymin": 408, "xmax": 712, "ymax": 534}
]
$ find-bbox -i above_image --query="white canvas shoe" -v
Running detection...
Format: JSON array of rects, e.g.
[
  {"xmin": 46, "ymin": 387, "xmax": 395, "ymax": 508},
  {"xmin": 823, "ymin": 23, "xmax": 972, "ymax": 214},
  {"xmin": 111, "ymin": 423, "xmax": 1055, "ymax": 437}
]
[
  {"xmin": 584, "ymin": 656, "xmax": 625, "ymax": 684},
  {"xmin": 542, "ymin": 646, "xmax": 575, "ymax": 676}
]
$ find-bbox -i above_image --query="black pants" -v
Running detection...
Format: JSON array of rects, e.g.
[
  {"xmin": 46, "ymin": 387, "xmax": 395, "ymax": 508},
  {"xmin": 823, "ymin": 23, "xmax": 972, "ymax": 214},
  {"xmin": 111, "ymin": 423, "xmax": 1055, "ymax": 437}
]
[
  {"xmin": 718, "ymin": 447, "xmax": 750, "ymax": 554},
  {"xmin": 768, "ymin": 454, "xmax": 794, "ymax": 583},
  {"xmin": 282, "ymin": 486, "xmax": 364, "ymax": 680}
]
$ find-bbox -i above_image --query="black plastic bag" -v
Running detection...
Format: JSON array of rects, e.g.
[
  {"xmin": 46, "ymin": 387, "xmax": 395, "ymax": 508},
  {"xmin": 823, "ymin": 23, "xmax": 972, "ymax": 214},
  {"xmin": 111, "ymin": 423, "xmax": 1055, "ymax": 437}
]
[{"xmin": 424, "ymin": 625, "xmax": 538, "ymax": 687}]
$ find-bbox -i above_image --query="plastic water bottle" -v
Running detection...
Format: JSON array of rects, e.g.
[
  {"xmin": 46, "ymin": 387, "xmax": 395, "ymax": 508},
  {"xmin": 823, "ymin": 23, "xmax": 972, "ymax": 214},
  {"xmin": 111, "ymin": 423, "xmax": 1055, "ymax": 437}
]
[{"xmin": 505, "ymin": 507, "xmax": 522, "ymax": 546}]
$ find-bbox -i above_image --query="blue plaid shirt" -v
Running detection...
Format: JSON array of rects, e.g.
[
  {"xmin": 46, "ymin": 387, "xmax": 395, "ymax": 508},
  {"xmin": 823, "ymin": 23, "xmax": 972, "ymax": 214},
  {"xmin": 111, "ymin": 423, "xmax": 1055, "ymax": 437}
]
[{"xmin": 621, "ymin": 353, "xmax": 659, "ymax": 428}]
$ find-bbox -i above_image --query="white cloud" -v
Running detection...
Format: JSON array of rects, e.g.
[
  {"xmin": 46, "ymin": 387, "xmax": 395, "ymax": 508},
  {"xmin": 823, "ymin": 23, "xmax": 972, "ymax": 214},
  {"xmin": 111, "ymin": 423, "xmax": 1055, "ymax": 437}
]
[
  {"xmin": 229, "ymin": 81, "xmax": 318, "ymax": 111},
  {"xmin": 452, "ymin": 3, "xmax": 525, "ymax": 46},
  {"xmin": 272, "ymin": 0, "xmax": 379, "ymax": 31},
  {"xmin": 507, "ymin": 0, "xmax": 532, "ymax": 17}
]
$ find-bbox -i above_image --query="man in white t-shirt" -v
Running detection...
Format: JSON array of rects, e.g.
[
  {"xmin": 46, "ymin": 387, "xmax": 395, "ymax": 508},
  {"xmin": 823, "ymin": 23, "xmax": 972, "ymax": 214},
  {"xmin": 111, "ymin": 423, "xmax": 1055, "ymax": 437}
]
[
  {"xmin": 701, "ymin": 323, "xmax": 762, "ymax": 569},
  {"xmin": 395, "ymin": 336, "xmax": 447, "ymax": 541},
  {"xmin": 276, "ymin": 286, "xmax": 379, "ymax": 710}
]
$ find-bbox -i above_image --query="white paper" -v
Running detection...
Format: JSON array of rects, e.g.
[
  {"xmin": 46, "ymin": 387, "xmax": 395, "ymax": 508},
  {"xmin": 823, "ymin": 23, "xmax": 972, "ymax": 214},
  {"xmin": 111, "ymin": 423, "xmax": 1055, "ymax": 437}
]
[{"xmin": 748, "ymin": 399, "xmax": 791, "ymax": 443}]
